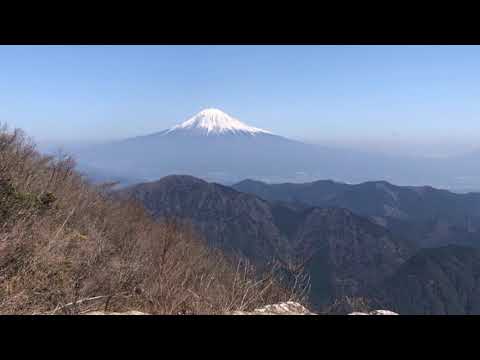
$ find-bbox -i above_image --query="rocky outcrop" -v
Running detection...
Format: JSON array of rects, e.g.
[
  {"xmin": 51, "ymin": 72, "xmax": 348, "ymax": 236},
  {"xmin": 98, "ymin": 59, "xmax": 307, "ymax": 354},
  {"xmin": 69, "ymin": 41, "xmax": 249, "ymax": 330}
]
[
  {"xmin": 229, "ymin": 302, "xmax": 399, "ymax": 315},
  {"xmin": 82, "ymin": 302, "xmax": 399, "ymax": 315},
  {"xmin": 348, "ymin": 310, "xmax": 399, "ymax": 315},
  {"xmin": 229, "ymin": 302, "xmax": 316, "ymax": 315}
]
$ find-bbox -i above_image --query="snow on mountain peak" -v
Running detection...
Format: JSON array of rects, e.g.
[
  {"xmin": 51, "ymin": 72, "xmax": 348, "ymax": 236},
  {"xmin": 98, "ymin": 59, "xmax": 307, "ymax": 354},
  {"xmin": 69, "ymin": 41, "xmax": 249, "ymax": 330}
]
[{"xmin": 167, "ymin": 108, "xmax": 272, "ymax": 135}]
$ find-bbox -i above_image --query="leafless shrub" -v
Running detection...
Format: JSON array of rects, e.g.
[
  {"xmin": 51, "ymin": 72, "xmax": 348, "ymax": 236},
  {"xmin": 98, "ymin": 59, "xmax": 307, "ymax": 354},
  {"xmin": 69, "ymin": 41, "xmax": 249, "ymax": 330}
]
[{"xmin": 0, "ymin": 124, "xmax": 308, "ymax": 314}]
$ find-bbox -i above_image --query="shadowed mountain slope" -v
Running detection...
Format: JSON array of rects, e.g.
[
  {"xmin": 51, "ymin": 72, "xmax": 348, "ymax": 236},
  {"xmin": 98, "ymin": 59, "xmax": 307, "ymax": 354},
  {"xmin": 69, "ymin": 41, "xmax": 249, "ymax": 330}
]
[
  {"xmin": 233, "ymin": 179, "xmax": 480, "ymax": 248},
  {"xmin": 375, "ymin": 245, "xmax": 480, "ymax": 314},
  {"xmin": 122, "ymin": 175, "xmax": 411, "ymax": 307}
]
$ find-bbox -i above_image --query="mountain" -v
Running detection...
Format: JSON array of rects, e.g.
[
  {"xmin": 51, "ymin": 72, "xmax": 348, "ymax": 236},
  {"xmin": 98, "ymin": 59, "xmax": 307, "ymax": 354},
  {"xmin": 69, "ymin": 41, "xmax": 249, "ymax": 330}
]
[
  {"xmin": 75, "ymin": 108, "xmax": 321, "ymax": 184},
  {"xmin": 121, "ymin": 175, "xmax": 287, "ymax": 263},
  {"xmin": 121, "ymin": 175, "xmax": 410, "ymax": 308},
  {"xmin": 73, "ymin": 108, "xmax": 434, "ymax": 186},
  {"xmin": 233, "ymin": 179, "xmax": 349, "ymax": 205},
  {"xmin": 233, "ymin": 178, "xmax": 480, "ymax": 248},
  {"xmin": 375, "ymin": 245, "xmax": 480, "ymax": 314},
  {"xmin": 71, "ymin": 108, "xmax": 480, "ymax": 190}
]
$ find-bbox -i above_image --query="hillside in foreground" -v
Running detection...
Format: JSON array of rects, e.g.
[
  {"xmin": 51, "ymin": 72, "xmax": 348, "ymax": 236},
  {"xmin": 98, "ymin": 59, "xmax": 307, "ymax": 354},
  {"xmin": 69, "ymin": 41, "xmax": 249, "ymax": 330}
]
[{"xmin": 0, "ymin": 125, "xmax": 306, "ymax": 314}]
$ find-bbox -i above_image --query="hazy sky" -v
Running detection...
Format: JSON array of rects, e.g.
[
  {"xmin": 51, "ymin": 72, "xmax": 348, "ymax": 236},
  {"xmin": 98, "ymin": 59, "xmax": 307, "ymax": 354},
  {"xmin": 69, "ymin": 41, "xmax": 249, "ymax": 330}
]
[{"xmin": 1, "ymin": 45, "xmax": 479, "ymax": 156}]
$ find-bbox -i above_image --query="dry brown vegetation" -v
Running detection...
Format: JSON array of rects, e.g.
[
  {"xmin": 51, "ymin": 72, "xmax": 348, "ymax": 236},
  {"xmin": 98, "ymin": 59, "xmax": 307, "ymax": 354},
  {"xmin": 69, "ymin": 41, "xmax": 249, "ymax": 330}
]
[{"xmin": 0, "ymin": 124, "xmax": 309, "ymax": 314}]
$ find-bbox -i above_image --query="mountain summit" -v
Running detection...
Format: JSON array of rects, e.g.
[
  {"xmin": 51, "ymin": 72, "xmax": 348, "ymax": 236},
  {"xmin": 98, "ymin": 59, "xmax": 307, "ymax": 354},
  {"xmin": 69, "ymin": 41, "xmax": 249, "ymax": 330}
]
[
  {"xmin": 166, "ymin": 108, "xmax": 272, "ymax": 136},
  {"xmin": 75, "ymin": 108, "xmax": 412, "ymax": 185}
]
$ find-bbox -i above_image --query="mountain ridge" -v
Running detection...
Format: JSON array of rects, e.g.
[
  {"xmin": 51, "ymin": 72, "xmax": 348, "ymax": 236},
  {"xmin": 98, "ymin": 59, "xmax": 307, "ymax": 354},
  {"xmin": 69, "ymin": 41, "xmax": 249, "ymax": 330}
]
[
  {"xmin": 121, "ymin": 174, "xmax": 411, "ymax": 308},
  {"xmin": 233, "ymin": 177, "xmax": 480, "ymax": 249}
]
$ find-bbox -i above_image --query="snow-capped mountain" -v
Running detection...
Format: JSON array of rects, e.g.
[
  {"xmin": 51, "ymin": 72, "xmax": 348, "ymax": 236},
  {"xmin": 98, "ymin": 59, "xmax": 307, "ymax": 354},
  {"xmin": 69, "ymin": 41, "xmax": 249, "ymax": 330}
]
[
  {"xmin": 75, "ymin": 108, "xmax": 332, "ymax": 184},
  {"xmin": 165, "ymin": 108, "xmax": 272, "ymax": 136},
  {"xmin": 73, "ymin": 108, "xmax": 457, "ymax": 188}
]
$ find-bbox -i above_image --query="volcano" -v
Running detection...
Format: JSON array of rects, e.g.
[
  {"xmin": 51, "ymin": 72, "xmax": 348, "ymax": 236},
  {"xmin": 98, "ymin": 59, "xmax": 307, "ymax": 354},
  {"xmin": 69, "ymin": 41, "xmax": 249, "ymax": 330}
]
[{"xmin": 74, "ymin": 108, "xmax": 423, "ymax": 186}]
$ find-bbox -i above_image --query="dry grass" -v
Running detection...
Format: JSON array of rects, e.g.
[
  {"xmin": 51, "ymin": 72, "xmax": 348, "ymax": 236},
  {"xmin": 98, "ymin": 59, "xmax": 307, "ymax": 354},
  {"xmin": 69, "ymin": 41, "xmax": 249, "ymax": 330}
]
[{"xmin": 0, "ymin": 124, "xmax": 309, "ymax": 314}]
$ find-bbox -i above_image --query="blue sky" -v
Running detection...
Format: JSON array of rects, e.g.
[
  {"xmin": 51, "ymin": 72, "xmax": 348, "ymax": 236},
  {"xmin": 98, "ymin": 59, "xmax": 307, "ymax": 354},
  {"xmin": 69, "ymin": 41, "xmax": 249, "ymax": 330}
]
[{"xmin": 1, "ymin": 45, "xmax": 479, "ymax": 156}]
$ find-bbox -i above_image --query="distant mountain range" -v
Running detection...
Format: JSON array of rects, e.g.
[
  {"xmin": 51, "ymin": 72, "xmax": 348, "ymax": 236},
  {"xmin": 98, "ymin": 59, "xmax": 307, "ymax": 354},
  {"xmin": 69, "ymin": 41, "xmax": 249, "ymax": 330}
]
[
  {"xmin": 121, "ymin": 175, "xmax": 480, "ymax": 313},
  {"xmin": 233, "ymin": 178, "xmax": 480, "ymax": 249},
  {"xmin": 121, "ymin": 175, "xmax": 410, "ymax": 308}
]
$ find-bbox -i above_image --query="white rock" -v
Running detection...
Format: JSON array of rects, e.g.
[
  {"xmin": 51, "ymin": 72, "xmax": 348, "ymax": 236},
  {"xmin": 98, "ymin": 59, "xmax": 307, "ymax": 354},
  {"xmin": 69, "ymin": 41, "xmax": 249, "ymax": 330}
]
[
  {"xmin": 230, "ymin": 301, "xmax": 316, "ymax": 315},
  {"xmin": 348, "ymin": 312, "xmax": 369, "ymax": 315},
  {"xmin": 348, "ymin": 309, "xmax": 399, "ymax": 315},
  {"xmin": 369, "ymin": 310, "xmax": 399, "ymax": 315}
]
